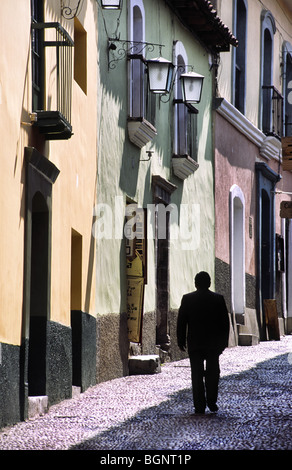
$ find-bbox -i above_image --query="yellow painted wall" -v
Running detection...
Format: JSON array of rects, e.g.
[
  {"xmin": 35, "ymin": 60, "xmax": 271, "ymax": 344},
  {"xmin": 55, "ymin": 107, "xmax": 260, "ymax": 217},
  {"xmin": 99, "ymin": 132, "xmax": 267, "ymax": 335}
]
[
  {"xmin": 0, "ymin": 1, "xmax": 31, "ymax": 345},
  {"xmin": 0, "ymin": 0, "xmax": 98, "ymax": 344},
  {"xmin": 45, "ymin": 1, "xmax": 98, "ymax": 327}
]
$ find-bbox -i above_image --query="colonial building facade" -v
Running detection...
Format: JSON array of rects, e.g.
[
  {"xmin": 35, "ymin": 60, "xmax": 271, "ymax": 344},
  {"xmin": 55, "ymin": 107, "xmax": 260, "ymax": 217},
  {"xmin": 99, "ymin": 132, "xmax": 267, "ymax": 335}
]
[
  {"xmin": 7, "ymin": 0, "xmax": 289, "ymax": 431},
  {"xmin": 214, "ymin": 0, "xmax": 292, "ymax": 344},
  {"xmin": 94, "ymin": 0, "xmax": 237, "ymax": 381},
  {"xmin": 0, "ymin": 0, "xmax": 98, "ymax": 428},
  {"xmin": 0, "ymin": 0, "xmax": 237, "ymax": 429}
]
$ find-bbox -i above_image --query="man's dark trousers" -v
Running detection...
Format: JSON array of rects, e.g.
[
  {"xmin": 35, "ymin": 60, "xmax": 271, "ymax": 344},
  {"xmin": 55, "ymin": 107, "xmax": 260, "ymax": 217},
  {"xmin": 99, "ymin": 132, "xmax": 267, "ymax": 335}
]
[{"xmin": 189, "ymin": 350, "xmax": 220, "ymax": 412}]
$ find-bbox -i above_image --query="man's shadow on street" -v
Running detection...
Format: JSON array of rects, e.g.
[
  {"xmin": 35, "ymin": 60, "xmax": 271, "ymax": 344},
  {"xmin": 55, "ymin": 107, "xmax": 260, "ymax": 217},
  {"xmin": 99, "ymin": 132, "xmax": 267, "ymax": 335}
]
[{"xmin": 70, "ymin": 353, "xmax": 292, "ymax": 451}]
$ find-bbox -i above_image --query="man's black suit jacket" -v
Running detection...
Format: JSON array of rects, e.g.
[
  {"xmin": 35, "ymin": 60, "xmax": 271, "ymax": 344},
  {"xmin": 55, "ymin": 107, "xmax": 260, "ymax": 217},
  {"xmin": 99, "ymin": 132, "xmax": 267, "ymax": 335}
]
[{"xmin": 177, "ymin": 289, "xmax": 230, "ymax": 354}]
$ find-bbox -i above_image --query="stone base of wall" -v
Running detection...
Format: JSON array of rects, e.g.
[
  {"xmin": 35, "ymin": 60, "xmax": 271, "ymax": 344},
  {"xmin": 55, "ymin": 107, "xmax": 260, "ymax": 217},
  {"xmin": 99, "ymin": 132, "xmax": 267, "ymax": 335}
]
[
  {"xmin": 169, "ymin": 309, "xmax": 189, "ymax": 362},
  {"xmin": 47, "ymin": 321, "xmax": 72, "ymax": 406},
  {"xmin": 285, "ymin": 317, "xmax": 292, "ymax": 335},
  {"xmin": 0, "ymin": 317, "xmax": 97, "ymax": 429},
  {"xmin": 71, "ymin": 311, "xmax": 97, "ymax": 392},
  {"xmin": 141, "ymin": 311, "xmax": 157, "ymax": 355},
  {"xmin": 96, "ymin": 312, "xmax": 129, "ymax": 383},
  {"xmin": 0, "ymin": 342, "xmax": 22, "ymax": 429},
  {"xmin": 215, "ymin": 258, "xmax": 260, "ymax": 345}
]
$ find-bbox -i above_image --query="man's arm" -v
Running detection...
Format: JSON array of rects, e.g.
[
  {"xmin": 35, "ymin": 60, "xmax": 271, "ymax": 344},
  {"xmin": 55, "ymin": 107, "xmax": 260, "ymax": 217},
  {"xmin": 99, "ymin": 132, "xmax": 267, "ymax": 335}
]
[
  {"xmin": 177, "ymin": 296, "xmax": 188, "ymax": 351},
  {"xmin": 218, "ymin": 295, "xmax": 230, "ymax": 351}
]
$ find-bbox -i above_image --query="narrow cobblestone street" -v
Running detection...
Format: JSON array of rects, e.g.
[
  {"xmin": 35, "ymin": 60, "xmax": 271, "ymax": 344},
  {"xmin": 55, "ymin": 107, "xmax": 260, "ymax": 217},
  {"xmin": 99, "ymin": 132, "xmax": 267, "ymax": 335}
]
[{"xmin": 0, "ymin": 336, "xmax": 292, "ymax": 453}]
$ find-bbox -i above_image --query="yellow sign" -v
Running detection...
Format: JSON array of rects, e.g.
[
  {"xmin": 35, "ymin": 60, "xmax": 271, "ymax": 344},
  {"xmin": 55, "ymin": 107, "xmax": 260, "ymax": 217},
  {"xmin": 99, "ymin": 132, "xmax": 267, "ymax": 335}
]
[
  {"xmin": 126, "ymin": 277, "xmax": 144, "ymax": 343},
  {"xmin": 126, "ymin": 250, "xmax": 144, "ymax": 278},
  {"xmin": 125, "ymin": 205, "xmax": 146, "ymax": 343}
]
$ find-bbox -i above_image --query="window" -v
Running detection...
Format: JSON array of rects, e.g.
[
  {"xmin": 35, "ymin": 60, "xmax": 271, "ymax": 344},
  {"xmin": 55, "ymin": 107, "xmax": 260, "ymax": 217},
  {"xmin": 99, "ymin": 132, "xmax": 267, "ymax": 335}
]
[
  {"xmin": 129, "ymin": 4, "xmax": 144, "ymax": 118},
  {"xmin": 230, "ymin": 185, "xmax": 245, "ymax": 318},
  {"xmin": 74, "ymin": 18, "xmax": 87, "ymax": 94},
  {"xmin": 260, "ymin": 11, "xmax": 283, "ymax": 138},
  {"xmin": 283, "ymin": 42, "xmax": 292, "ymax": 137},
  {"xmin": 31, "ymin": 0, "xmax": 44, "ymax": 111},
  {"xmin": 233, "ymin": 0, "xmax": 247, "ymax": 114},
  {"xmin": 30, "ymin": 0, "xmax": 74, "ymax": 140},
  {"xmin": 127, "ymin": 0, "xmax": 157, "ymax": 147},
  {"xmin": 173, "ymin": 42, "xmax": 198, "ymax": 159}
]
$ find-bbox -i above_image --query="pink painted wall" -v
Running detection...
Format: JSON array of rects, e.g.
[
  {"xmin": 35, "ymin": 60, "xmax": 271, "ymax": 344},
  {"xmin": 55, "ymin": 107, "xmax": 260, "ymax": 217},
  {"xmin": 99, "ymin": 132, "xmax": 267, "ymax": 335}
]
[{"xmin": 214, "ymin": 113, "xmax": 257, "ymax": 277}]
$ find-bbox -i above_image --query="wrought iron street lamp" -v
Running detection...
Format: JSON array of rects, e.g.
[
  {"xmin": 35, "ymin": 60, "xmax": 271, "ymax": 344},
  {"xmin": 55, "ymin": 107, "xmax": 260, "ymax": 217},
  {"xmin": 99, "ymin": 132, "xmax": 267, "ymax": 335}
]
[
  {"xmin": 147, "ymin": 57, "xmax": 175, "ymax": 94},
  {"xmin": 180, "ymin": 71, "xmax": 204, "ymax": 104},
  {"xmin": 101, "ymin": 0, "xmax": 122, "ymax": 9}
]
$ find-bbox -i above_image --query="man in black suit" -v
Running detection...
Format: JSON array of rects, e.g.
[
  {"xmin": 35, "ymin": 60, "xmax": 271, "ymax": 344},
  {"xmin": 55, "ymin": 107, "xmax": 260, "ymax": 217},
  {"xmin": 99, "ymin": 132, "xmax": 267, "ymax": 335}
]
[{"xmin": 177, "ymin": 271, "xmax": 229, "ymax": 414}]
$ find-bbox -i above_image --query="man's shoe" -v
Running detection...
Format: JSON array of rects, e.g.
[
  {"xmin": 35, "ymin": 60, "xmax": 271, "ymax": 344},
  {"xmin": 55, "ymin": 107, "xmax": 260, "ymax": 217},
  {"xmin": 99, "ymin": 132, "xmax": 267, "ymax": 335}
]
[
  {"xmin": 208, "ymin": 404, "xmax": 218, "ymax": 412},
  {"xmin": 194, "ymin": 409, "xmax": 205, "ymax": 414}
]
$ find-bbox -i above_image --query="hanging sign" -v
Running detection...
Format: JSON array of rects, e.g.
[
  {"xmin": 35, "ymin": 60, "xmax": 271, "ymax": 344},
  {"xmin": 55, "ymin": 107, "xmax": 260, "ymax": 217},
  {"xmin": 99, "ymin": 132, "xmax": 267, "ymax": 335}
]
[
  {"xmin": 280, "ymin": 201, "xmax": 292, "ymax": 218},
  {"xmin": 282, "ymin": 137, "xmax": 292, "ymax": 171}
]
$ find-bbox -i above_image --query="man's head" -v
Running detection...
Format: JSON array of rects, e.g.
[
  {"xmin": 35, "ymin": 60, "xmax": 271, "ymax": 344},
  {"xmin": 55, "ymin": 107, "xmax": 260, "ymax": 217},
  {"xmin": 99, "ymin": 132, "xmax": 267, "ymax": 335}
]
[{"xmin": 194, "ymin": 271, "xmax": 211, "ymax": 290}]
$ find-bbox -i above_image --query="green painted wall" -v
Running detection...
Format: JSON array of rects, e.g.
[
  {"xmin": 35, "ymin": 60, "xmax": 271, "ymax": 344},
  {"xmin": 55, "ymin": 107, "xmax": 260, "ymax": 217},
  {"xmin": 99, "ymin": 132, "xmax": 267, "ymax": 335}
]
[{"xmin": 95, "ymin": 0, "xmax": 215, "ymax": 318}]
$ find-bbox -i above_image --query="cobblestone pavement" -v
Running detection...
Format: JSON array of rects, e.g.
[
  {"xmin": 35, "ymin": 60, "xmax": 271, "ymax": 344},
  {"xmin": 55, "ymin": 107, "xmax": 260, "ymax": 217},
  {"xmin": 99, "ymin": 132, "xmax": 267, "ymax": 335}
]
[{"xmin": 0, "ymin": 336, "xmax": 292, "ymax": 452}]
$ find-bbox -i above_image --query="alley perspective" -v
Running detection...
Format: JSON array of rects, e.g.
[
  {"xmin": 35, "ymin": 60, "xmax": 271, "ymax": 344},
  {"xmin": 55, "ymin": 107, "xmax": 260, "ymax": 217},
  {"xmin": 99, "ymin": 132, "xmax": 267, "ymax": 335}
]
[
  {"xmin": 0, "ymin": 336, "xmax": 291, "ymax": 451},
  {"xmin": 1, "ymin": 0, "xmax": 292, "ymax": 439}
]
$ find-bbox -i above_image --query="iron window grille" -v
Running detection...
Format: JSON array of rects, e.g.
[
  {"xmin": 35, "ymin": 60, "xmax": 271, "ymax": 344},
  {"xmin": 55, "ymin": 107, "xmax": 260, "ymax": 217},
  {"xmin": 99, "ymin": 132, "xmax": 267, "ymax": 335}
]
[
  {"xmin": 174, "ymin": 99, "xmax": 198, "ymax": 160},
  {"xmin": 31, "ymin": 22, "xmax": 74, "ymax": 140},
  {"xmin": 128, "ymin": 54, "xmax": 156, "ymax": 124},
  {"xmin": 262, "ymin": 85, "xmax": 284, "ymax": 139}
]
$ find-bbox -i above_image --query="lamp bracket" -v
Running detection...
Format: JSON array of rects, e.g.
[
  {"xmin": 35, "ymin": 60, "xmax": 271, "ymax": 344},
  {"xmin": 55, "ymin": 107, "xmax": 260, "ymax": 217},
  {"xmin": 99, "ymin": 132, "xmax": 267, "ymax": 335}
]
[
  {"xmin": 61, "ymin": 0, "xmax": 84, "ymax": 19},
  {"xmin": 140, "ymin": 150, "xmax": 154, "ymax": 161},
  {"xmin": 173, "ymin": 99, "xmax": 199, "ymax": 113},
  {"xmin": 160, "ymin": 65, "xmax": 194, "ymax": 103},
  {"xmin": 108, "ymin": 38, "xmax": 165, "ymax": 70}
]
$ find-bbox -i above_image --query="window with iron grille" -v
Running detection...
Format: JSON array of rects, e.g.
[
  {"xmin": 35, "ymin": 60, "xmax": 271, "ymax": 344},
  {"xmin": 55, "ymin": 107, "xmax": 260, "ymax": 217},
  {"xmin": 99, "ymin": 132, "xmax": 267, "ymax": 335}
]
[
  {"xmin": 262, "ymin": 85, "xmax": 283, "ymax": 139},
  {"xmin": 127, "ymin": 0, "xmax": 157, "ymax": 148},
  {"xmin": 30, "ymin": 0, "xmax": 74, "ymax": 140},
  {"xmin": 31, "ymin": 0, "xmax": 44, "ymax": 111},
  {"xmin": 233, "ymin": 0, "xmax": 247, "ymax": 115},
  {"xmin": 260, "ymin": 11, "xmax": 283, "ymax": 139},
  {"xmin": 173, "ymin": 46, "xmax": 198, "ymax": 161},
  {"xmin": 284, "ymin": 49, "xmax": 292, "ymax": 137},
  {"xmin": 174, "ymin": 100, "xmax": 198, "ymax": 159}
]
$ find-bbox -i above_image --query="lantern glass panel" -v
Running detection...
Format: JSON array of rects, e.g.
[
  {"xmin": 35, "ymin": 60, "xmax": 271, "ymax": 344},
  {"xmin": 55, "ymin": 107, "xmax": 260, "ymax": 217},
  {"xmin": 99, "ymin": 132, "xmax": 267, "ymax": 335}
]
[
  {"xmin": 181, "ymin": 72, "xmax": 204, "ymax": 103},
  {"xmin": 101, "ymin": 0, "xmax": 121, "ymax": 9},
  {"xmin": 148, "ymin": 58, "xmax": 174, "ymax": 94}
]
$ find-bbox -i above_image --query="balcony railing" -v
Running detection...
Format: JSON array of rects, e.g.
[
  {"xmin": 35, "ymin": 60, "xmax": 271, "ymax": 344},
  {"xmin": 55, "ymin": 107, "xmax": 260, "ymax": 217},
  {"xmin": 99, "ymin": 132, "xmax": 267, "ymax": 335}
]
[
  {"xmin": 31, "ymin": 22, "xmax": 74, "ymax": 140},
  {"xmin": 262, "ymin": 85, "xmax": 284, "ymax": 139}
]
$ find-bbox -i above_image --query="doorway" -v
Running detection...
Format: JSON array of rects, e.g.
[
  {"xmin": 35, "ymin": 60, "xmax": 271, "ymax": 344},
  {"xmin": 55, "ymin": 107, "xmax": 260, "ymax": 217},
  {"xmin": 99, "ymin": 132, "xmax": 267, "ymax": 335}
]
[
  {"xmin": 152, "ymin": 175, "xmax": 177, "ymax": 351},
  {"xmin": 230, "ymin": 185, "xmax": 245, "ymax": 320},
  {"xmin": 28, "ymin": 192, "xmax": 49, "ymax": 396},
  {"xmin": 71, "ymin": 229, "xmax": 83, "ymax": 387},
  {"xmin": 155, "ymin": 204, "xmax": 170, "ymax": 349},
  {"xmin": 256, "ymin": 162, "xmax": 280, "ymax": 340},
  {"xmin": 261, "ymin": 189, "xmax": 272, "ymax": 302}
]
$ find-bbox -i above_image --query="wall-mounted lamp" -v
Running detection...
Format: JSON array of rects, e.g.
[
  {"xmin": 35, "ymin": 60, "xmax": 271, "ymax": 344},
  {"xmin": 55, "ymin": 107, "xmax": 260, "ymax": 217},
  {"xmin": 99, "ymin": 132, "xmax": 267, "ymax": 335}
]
[
  {"xmin": 99, "ymin": 0, "xmax": 204, "ymax": 105},
  {"xmin": 147, "ymin": 57, "xmax": 175, "ymax": 95},
  {"xmin": 180, "ymin": 71, "xmax": 204, "ymax": 104},
  {"xmin": 101, "ymin": 0, "xmax": 122, "ymax": 8},
  {"xmin": 156, "ymin": 65, "xmax": 205, "ymax": 106}
]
